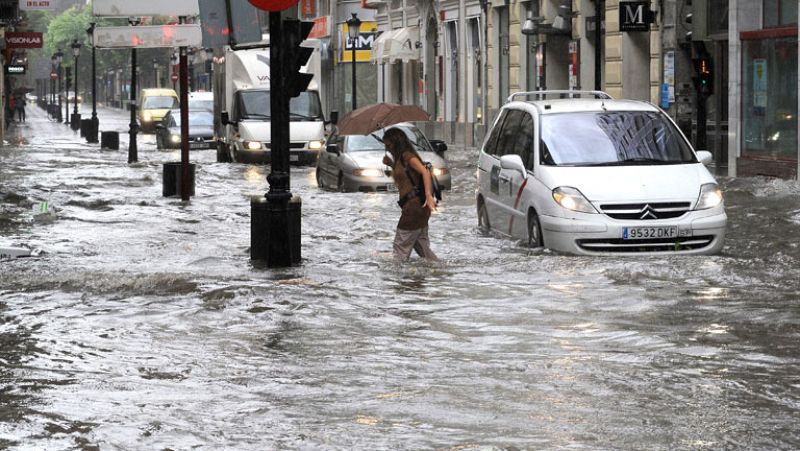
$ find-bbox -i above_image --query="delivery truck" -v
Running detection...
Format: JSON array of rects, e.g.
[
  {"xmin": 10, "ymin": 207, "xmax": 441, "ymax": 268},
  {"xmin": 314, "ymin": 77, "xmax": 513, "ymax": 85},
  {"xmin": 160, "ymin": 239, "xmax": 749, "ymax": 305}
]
[{"xmin": 214, "ymin": 41, "xmax": 327, "ymax": 165}]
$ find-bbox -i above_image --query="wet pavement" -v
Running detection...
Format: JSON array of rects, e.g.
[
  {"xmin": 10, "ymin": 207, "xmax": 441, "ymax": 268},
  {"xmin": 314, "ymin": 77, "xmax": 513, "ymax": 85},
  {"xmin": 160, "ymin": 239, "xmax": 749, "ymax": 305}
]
[{"xmin": 1, "ymin": 105, "xmax": 800, "ymax": 450}]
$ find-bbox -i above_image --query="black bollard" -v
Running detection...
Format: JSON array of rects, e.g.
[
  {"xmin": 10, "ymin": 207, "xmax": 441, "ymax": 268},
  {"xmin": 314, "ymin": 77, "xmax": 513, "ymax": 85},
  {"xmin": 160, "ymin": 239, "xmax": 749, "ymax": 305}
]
[
  {"xmin": 80, "ymin": 119, "xmax": 91, "ymax": 138},
  {"xmin": 162, "ymin": 162, "xmax": 196, "ymax": 198},
  {"xmin": 100, "ymin": 131, "xmax": 119, "ymax": 150},
  {"xmin": 251, "ymin": 195, "xmax": 301, "ymax": 265}
]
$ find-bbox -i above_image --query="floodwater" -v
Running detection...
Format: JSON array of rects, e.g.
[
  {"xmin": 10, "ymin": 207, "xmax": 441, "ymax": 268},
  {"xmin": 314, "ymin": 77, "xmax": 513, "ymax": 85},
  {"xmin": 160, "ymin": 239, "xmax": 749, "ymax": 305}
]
[{"xmin": 1, "ymin": 106, "xmax": 800, "ymax": 450}]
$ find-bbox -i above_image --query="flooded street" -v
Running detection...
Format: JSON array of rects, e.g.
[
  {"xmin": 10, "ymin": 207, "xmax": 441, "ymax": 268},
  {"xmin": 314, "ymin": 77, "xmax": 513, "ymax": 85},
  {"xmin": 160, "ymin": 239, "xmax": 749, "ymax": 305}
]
[{"xmin": 2, "ymin": 106, "xmax": 800, "ymax": 450}]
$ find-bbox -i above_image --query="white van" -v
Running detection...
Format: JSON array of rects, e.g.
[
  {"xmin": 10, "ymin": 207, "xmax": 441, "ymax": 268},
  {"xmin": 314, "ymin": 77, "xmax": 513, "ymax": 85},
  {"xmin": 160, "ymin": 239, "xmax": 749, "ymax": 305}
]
[
  {"xmin": 476, "ymin": 91, "xmax": 727, "ymax": 255},
  {"xmin": 214, "ymin": 43, "xmax": 326, "ymax": 165}
]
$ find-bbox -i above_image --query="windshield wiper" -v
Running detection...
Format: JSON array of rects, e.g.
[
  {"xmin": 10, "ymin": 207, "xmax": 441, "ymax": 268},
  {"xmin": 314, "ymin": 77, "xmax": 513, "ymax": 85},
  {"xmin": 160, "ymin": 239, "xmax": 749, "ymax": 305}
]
[
  {"xmin": 580, "ymin": 158, "xmax": 682, "ymax": 167},
  {"xmin": 289, "ymin": 112, "xmax": 316, "ymax": 120},
  {"xmin": 243, "ymin": 113, "xmax": 270, "ymax": 120}
]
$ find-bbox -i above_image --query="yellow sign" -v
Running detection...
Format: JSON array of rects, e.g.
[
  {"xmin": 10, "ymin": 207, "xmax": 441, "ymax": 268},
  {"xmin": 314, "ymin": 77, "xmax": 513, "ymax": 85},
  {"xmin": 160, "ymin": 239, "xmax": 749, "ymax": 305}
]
[{"xmin": 341, "ymin": 21, "xmax": 377, "ymax": 63}]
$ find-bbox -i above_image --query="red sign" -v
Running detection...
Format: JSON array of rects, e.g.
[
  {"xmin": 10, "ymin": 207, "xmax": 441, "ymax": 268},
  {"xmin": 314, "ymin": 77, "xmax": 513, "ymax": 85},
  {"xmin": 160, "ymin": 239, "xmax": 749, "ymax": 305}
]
[
  {"xmin": 50, "ymin": 71, "xmax": 58, "ymax": 80},
  {"xmin": 6, "ymin": 32, "xmax": 44, "ymax": 49},
  {"xmin": 248, "ymin": 0, "xmax": 299, "ymax": 12},
  {"xmin": 300, "ymin": 0, "xmax": 315, "ymax": 16},
  {"xmin": 171, "ymin": 73, "xmax": 179, "ymax": 82}
]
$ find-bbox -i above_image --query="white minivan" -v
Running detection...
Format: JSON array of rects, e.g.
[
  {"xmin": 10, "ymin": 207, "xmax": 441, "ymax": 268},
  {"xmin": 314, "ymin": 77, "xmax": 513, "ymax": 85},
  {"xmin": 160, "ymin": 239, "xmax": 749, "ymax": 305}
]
[{"xmin": 476, "ymin": 91, "xmax": 727, "ymax": 255}]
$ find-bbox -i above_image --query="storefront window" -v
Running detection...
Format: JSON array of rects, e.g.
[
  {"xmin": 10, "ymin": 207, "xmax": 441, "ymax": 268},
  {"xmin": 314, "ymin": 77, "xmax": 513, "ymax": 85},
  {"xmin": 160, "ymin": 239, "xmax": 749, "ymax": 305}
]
[{"xmin": 742, "ymin": 35, "xmax": 797, "ymax": 160}]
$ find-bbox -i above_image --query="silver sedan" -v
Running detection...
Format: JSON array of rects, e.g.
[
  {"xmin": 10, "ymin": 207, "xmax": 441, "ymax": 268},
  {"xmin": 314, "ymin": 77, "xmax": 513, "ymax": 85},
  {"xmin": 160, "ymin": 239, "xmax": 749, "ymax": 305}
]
[{"xmin": 316, "ymin": 123, "xmax": 451, "ymax": 193}]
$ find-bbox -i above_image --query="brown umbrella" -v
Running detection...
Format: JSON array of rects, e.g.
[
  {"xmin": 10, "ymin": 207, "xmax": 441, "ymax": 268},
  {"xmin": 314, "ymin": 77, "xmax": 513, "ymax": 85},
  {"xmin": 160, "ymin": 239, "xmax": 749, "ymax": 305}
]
[{"xmin": 337, "ymin": 102, "xmax": 430, "ymax": 135}]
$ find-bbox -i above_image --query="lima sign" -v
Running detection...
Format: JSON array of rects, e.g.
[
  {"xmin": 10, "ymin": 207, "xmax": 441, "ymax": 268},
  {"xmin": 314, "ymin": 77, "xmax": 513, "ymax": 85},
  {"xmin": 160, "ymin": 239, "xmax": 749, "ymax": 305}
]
[{"xmin": 619, "ymin": 1, "xmax": 653, "ymax": 32}]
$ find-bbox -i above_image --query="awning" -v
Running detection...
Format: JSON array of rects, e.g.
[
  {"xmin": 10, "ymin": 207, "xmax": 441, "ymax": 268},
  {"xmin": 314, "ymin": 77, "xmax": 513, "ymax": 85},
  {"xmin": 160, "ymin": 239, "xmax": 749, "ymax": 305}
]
[{"xmin": 371, "ymin": 26, "xmax": 420, "ymax": 63}]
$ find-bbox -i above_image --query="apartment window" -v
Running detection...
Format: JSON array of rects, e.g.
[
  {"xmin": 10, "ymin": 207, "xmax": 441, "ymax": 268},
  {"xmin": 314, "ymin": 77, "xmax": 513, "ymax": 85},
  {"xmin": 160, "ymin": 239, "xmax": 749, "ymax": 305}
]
[{"xmin": 764, "ymin": 0, "xmax": 798, "ymax": 27}]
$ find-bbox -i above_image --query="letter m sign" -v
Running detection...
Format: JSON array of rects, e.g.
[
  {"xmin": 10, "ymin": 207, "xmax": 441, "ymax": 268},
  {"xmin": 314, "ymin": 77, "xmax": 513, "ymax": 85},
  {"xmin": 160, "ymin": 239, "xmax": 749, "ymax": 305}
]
[{"xmin": 619, "ymin": 1, "xmax": 652, "ymax": 32}]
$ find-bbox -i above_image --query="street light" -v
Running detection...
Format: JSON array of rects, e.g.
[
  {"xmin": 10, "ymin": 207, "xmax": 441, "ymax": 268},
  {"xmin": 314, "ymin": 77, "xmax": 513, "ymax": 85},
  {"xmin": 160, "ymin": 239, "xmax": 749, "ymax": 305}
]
[
  {"xmin": 87, "ymin": 22, "xmax": 99, "ymax": 143},
  {"xmin": 70, "ymin": 39, "xmax": 82, "ymax": 130},
  {"xmin": 55, "ymin": 49, "xmax": 63, "ymax": 123},
  {"xmin": 521, "ymin": 11, "xmax": 544, "ymax": 91},
  {"xmin": 50, "ymin": 53, "xmax": 57, "ymax": 116},
  {"xmin": 128, "ymin": 16, "xmax": 141, "ymax": 164},
  {"xmin": 346, "ymin": 13, "xmax": 361, "ymax": 111}
]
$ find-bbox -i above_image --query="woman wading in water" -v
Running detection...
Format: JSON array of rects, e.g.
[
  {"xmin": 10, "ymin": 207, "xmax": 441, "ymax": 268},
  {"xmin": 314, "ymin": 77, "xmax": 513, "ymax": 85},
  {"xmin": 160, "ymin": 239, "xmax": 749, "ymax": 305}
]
[{"xmin": 381, "ymin": 128, "xmax": 438, "ymax": 261}]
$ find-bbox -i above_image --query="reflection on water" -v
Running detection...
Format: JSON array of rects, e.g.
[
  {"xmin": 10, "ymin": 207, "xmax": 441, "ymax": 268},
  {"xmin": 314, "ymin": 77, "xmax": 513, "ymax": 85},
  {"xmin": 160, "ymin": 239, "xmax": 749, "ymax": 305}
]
[{"xmin": 1, "ymin": 108, "xmax": 800, "ymax": 449}]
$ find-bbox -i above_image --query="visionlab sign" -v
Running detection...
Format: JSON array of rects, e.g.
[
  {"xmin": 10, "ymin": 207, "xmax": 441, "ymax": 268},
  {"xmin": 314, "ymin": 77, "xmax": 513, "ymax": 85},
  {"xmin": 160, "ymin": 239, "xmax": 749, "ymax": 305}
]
[{"xmin": 5, "ymin": 32, "xmax": 43, "ymax": 48}]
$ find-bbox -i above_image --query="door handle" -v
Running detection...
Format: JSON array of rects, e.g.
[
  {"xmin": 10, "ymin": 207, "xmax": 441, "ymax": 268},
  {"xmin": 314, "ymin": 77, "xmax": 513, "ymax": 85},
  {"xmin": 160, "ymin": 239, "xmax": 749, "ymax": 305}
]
[{"xmin": 498, "ymin": 175, "xmax": 511, "ymax": 183}]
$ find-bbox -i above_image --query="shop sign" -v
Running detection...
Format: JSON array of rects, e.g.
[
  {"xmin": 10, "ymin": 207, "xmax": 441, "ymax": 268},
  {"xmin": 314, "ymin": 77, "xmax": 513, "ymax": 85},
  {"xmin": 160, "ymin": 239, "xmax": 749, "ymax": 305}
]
[
  {"xmin": 619, "ymin": 1, "xmax": 653, "ymax": 32},
  {"xmin": 5, "ymin": 65, "xmax": 26, "ymax": 75},
  {"xmin": 20, "ymin": 0, "xmax": 54, "ymax": 11},
  {"xmin": 6, "ymin": 32, "xmax": 43, "ymax": 48}
]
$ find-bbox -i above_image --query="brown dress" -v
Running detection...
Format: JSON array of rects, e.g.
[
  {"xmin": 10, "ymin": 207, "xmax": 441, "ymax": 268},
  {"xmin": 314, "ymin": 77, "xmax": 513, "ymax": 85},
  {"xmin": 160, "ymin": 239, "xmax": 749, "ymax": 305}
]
[{"xmin": 393, "ymin": 151, "xmax": 431, "ymax": 231}]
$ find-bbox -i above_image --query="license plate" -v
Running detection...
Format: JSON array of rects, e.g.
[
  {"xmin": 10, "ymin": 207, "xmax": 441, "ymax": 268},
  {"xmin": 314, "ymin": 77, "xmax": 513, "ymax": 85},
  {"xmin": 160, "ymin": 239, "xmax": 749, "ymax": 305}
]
[
  {"xmin": 290, "ymin": 154, "xmax": 299, "ymax": 162},
  {"xmin": 387, "ymin": 183, "xmax": 396, "ymax": 192},
  {"xmin": 623, "ymin": 226, "xmax": 678, "ymax": 240},
  {"xmin": 189, "ymin": 142, "xmax": 207, "ymax": 149}
]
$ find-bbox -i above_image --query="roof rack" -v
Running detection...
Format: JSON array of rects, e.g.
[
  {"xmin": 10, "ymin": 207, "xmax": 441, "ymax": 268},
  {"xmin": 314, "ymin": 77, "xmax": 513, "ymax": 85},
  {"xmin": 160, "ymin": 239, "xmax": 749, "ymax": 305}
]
[{"xmin": 507, "ymin": 90, "xmax": 613, "ymax": 102}]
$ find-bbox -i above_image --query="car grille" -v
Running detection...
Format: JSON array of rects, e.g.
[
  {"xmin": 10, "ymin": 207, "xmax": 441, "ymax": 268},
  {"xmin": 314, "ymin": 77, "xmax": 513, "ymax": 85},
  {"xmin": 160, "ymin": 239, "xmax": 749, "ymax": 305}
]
[
  {"xmin": 577, "ymin": 235, "xmax": 715, "ymax": 253},
  {"xmin": 264, "ymin": 143, "xmax": 306, "ymax": 150},
  {"xmin": 599, "ymin": 202, "xmax": 691, "ymax": 220}
]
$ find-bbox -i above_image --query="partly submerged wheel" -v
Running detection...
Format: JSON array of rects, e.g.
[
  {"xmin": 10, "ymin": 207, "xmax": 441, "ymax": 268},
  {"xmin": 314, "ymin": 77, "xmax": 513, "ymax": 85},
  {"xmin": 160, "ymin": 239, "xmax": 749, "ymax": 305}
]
[
  {"xmin": 527, "ymin": 210, "xmax": 543, "ymax": 248},
  {"xmin": 477, "ymin": 200, "xmax": 491, "ymax": 233},
  {"xmin": 338, "ymin": 172, "xmax": 347, "ymax": 193},
  {"xmin": 316, "ymin": 169, "xmax": 324, "ymax": 189}
]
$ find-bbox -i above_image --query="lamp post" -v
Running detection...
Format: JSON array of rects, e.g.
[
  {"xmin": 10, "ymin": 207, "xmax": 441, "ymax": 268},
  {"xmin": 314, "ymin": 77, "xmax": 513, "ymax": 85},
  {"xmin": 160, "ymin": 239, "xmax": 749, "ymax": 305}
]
[
  {"xmin": 50, "ymin": 54, "xmax": 57, "ymax": 117},
  {"xmin": 128, "ymin": 16, "xmax": 141, "ymax": 163},
  {"xmin": 521, "ymin": 11, "xmax": 543, "ymax": 91},
  {"xmin": 153, "ymin": 58, "xmax": 158, "ymax": 87},
  {"xmin": 55, "ymin": 49, "xmax": 63, "ymax": 123},
  {"xmin": 346, "ymin": 13, "xmax": 361, "ymax": 111},
  {"xmin": 188, "ymin": 48, "xmax": 196, "ymax": 92},
  {"xmin": 87, "ymin": 22, "xmax": 99, "ymax": 143},
  {"xmin": 70, "ymin": 39, "xmax": 82, "ymax": 131}
]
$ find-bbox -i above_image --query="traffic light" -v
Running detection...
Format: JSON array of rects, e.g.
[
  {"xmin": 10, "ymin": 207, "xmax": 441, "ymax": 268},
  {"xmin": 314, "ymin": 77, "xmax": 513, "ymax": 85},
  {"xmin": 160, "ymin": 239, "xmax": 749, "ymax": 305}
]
[
  {"xmin": 693, "ymin": 55, "xmax": 713, "ymax": 97},
  {"xmin": 282, "ymin": 19, "xmax": 314, "ymax": 98}
]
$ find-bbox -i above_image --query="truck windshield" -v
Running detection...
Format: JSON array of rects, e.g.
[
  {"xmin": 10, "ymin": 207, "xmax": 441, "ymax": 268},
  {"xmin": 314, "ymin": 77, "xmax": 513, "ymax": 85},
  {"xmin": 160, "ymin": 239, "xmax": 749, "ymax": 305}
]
[
  {"xmin": 238, "ymin": 90, "xmax": 323, "ymax": 120},
  {"xmin": 540, "ymin": 111, "xmax": 696, "ymax": 166}
]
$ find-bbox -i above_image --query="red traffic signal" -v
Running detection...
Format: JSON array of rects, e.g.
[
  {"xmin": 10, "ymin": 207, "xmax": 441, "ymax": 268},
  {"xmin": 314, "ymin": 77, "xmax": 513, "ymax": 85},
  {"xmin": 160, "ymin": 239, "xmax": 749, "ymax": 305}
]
[{"xmin": 248, "ymin": 0, "xmax": 299, "ymax": 12}]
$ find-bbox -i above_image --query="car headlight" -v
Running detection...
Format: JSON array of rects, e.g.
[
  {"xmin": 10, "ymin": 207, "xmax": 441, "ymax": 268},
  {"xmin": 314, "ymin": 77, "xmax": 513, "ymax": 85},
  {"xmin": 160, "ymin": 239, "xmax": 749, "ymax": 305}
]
[
  {"xmin": 695, "ymin": 183, "xmax": 723, "ymax": 210},
  {"xmin": 142, "ymin": 112, "xmax": 152, "ymax": 122},
  {"xmin": 552, "ymin": 187, "xmax": 598, "ymax": 213},
  {"xmin": 170, "ymin": 134, "xmax": 181, "ymax": 144},
  {"xmin": 308, "ymin": 140, "xmax": 323, "ymax": 150},
  {"xmin": 353, "ymin": 168, "xmax": 384, "ymax": 177},
  {"xmin": 244, "ymin": 141, "xmax": 262, "ymax": 150},
  {"xmin": 432, "ymin": 167, "xmax": 448, "ymax": 177}
]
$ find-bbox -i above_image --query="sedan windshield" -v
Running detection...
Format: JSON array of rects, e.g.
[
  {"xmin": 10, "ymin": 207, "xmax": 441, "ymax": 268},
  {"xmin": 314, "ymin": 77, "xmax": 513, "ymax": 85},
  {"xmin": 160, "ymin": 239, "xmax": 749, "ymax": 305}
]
[
  {"xmin": 540, "ymin": 111, "xmax": 696, "ymax": 166},
  {"xmin": 238, "ymin": 90, "xmax": 323, "ymax": 120},
  {"xmin": 171, "ymin": 112, "xmax": 214, "ymax": 128}
]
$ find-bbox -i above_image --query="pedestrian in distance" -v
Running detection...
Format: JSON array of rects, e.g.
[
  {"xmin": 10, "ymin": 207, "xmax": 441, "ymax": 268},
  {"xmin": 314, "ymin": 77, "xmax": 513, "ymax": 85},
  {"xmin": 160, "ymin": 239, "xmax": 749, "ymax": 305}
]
[
  {"xmin": 17, "ymin": 95, "xmax": 26, "ymax": 122},
  {"xmin": 7, "ymin": 94, "xmax": 16, "ymax": 125},
  {"xmin": 382, "ymin": 127, "xmax": 439, "ymax": 261}
]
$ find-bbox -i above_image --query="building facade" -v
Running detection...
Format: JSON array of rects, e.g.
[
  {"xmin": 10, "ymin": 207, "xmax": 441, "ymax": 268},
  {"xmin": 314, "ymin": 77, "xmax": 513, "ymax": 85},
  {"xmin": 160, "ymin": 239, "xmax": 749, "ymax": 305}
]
[{"xmin": 299, "ymin": 0, "xmax": 799, "ymax": 180}]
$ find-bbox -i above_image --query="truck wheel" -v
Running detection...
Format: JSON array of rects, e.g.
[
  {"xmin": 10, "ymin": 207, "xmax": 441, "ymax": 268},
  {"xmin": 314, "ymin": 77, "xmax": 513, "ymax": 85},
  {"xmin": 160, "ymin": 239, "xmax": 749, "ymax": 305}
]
[
  {"xmin": 217, "ymin": 143, "xmax": 232, "ymax": 163},
  {"xmin": 338, "ymin": 173, "xmax": 347, "ymax": 192},
  {"xmin": 156, "ymin": 134, "xmax": 163, "ymax": 150}
]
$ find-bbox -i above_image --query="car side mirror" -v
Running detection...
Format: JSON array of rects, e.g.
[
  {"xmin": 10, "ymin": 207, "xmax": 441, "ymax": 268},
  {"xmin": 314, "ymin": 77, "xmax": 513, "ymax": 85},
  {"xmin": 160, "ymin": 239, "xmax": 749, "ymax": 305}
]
[
  {"xmin": 155, "ymin": 123, "xmax": 164, "ymax": 129},
  {"xmin": 326, "ymin": 143, "xmax": 340, "ymax": 155},
  {"xmin": 430, "ymin": 139, "xmax": 448, "ymax": 154},
  {"xmin": 500, "ymin": 154, "xmax": 527, "ymax": 177},
  {"xmin": 696, "ymin": 150, "xmax": 713, "ymax": 166}
]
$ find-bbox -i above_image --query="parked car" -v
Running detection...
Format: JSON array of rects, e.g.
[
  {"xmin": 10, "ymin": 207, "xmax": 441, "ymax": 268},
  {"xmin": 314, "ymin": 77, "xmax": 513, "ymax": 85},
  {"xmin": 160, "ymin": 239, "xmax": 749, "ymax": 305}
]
[
  {"xmin": 155, "ymin": 109, "xmax": 214, "ymax": 150},
  {"xmin": 138, "ymin": 88, "xmax": 179, "ymax": 133},
  {"xmin": 476, "ymin": 90, "xmax": 727, "ymax": 255},
  {"xmin": 188, "ymin": 91, "xmax": 213, "ymax": 111},
  {"xmin": 317, "ymin": 122, "xmax": 451, "ymax": 193}
]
